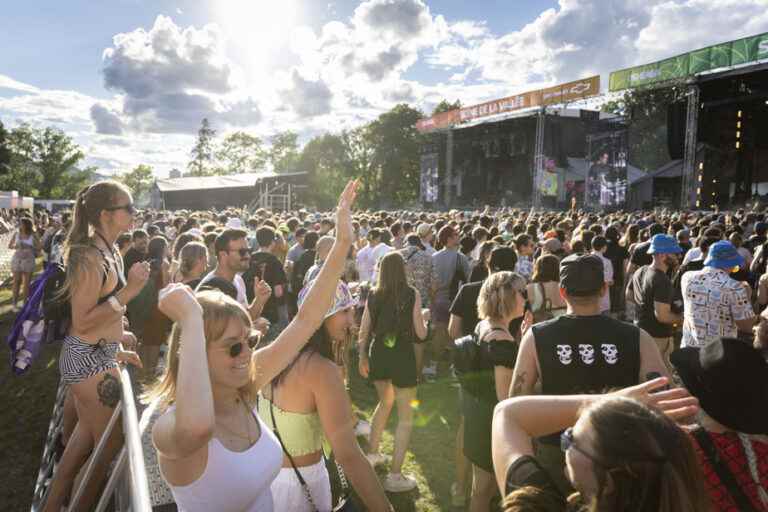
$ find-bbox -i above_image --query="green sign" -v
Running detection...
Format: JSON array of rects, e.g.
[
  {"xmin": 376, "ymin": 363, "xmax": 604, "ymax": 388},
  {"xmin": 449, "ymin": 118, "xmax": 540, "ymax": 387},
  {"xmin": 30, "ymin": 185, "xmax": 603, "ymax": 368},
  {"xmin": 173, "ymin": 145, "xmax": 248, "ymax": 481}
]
[{"xmin": 609, "ymin": 32, "xmax": 768, "ymax": 91}]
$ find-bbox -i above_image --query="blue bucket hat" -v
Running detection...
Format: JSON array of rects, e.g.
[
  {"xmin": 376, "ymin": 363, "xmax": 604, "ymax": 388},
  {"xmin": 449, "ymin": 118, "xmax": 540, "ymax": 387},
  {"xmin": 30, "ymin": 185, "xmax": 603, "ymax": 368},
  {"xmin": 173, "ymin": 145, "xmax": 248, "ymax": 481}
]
[
  {"xmin": 647, "ymin": 234, "xmax": 682, "ymax": 255},
  {"xmin": 704, "ymin": 241, "xmax": 745, "ymax": 270}
]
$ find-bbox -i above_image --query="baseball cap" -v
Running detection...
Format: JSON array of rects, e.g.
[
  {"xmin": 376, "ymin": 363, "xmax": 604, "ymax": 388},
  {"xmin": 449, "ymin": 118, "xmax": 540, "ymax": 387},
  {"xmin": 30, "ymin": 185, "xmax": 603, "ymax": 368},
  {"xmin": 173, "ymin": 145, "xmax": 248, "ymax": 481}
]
[{"xmin": 560, "ymin": 254, "xmax": 604, "ymax": 296}]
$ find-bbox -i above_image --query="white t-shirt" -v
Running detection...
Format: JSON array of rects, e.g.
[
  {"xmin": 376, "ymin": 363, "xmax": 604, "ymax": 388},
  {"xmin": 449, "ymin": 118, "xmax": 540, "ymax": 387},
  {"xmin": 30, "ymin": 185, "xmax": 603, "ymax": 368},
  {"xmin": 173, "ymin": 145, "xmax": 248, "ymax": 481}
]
[
  {"xmin": 370, "ymin": 243, "xmax": 393, "ymax": 284},
  {"xmin": 596, "ymin": 252, "xmax": 613, "ymax": 313},
  {"xmin": 356, "ymin": 245, "xmax": 374, "ymax": 283}
]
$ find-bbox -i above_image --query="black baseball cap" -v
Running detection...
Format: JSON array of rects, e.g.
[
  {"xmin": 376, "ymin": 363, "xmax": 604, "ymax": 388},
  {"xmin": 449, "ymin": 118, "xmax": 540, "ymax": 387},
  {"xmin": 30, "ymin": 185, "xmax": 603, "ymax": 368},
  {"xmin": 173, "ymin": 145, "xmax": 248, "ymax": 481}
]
[{"xmin": 560, "ymin": 254, "xmax": 604, "ymax": 296}]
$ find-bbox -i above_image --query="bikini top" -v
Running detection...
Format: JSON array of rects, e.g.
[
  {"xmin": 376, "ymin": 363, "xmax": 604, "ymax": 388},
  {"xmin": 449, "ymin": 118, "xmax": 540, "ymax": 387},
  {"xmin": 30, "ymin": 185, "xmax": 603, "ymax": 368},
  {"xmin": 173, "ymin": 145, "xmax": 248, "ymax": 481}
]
[{"xmin": 92, "ymin": 232, "xmax": 126, "ymax": 305}]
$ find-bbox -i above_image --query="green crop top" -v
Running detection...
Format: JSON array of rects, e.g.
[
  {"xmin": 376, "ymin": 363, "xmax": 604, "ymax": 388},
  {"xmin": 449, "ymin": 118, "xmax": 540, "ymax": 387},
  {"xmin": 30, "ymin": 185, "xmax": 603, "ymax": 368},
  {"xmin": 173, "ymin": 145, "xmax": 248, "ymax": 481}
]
[{"xmin": 257, "ymin": 394, "xmax": 324, "ymax": 457}]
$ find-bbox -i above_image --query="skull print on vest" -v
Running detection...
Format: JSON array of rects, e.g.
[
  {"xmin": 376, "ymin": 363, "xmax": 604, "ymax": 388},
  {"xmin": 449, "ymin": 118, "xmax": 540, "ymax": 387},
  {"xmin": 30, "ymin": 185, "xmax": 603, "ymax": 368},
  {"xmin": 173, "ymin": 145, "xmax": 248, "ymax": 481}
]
[
  {"xmin": 556, "ymin": 344, "xmax": 573, "ymax": 365},
  {"xmin": 578, "ymin": 344, "xmax": 595, "ymax": 365},
  {"xmin": 601, "ymin": 343, "xmax": 619, "ymax": 364}
]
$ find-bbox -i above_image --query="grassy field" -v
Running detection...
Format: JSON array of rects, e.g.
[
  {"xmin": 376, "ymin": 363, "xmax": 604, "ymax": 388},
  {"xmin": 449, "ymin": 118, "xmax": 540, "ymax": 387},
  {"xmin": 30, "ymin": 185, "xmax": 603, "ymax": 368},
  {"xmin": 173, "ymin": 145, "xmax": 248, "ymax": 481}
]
[{"xmin": 0, "ymin": 283, "xmax": 462, "ymax": 511}]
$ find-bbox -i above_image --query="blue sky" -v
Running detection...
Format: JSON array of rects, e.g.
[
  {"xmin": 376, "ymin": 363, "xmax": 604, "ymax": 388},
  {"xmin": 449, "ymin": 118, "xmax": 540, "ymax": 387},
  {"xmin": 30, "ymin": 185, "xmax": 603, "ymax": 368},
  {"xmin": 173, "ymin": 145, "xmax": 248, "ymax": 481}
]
[{"xmin": 1, "ymin": 0, "xmax": 767, "ymax": 177}]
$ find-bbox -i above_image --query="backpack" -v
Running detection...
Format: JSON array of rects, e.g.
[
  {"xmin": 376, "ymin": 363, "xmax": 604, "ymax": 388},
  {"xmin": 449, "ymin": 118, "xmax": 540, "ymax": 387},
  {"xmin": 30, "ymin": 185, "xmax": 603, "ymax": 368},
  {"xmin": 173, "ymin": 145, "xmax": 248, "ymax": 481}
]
[
  {"xmin": 7, "ymin": 264, "xmax": 65, "ymax": 375},
  {"xmin": 41, "ymin": 262, "xmax": 71, "ymax": 345},
  {"xmin": 453, "ymin": 333, "xmax": 482, "ymax": 385},
  {"xmin": 532, "ymin": 282, "xmax": 554, "ymax": 323}
]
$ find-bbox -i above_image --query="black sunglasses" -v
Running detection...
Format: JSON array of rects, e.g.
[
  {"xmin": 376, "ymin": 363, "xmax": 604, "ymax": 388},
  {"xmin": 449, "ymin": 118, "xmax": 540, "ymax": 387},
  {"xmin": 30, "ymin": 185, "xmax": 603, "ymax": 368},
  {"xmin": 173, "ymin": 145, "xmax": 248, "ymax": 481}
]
[
  {"xmin": 560, "ymin": 427, "xmax": 605, "ymax": 468},
  {"xmin": 228, "ymin": 248, "xmax": 251, "ymax": 257},
  {"xmin": 228, "ymin": 335, "xmax": 261, "ymax": 358},
  {"xmin": 105, "ymin": 203, "xmax": 136, "ymax": 214}
]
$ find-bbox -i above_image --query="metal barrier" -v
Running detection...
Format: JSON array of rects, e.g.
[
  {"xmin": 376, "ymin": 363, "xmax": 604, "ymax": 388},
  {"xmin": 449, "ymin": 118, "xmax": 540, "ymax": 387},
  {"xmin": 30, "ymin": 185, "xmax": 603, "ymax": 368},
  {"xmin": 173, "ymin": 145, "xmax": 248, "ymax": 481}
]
[{"xmin": 31, "ymin": 364, "xmax": 151, "ymax": 512}]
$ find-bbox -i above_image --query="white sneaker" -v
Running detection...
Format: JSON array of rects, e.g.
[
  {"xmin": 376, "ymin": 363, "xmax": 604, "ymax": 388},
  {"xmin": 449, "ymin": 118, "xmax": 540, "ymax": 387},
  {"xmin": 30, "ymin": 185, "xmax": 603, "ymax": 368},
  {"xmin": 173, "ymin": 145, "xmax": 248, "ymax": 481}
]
[
  {"xmin": 366, "ymin": 452, "xmax": 389, "ymax": 467},
  {"xmin": 384, "ymin": 473, "xmax": 418, "ymax": 493},
  {"xmin": 354, "ymin": 419, "xmax": 371, "ymax": 438},
  {"xmin": 451, "ymin": 482, "xmax": 467, "ymax": 507}
]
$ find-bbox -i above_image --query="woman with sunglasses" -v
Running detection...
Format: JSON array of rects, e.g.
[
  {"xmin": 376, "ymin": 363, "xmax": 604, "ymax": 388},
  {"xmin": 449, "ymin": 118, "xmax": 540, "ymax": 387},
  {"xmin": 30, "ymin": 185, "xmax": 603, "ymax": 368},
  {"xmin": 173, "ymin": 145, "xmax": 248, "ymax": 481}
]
[
  {"xmin": 144, "ymin": 180, "xmax": 359, "ymax": 512},
  {"xmin": 459, "ymin": 271, "xmax": 528, "ymax": 512},
  {"xmin": 43, "ymin": 181, "xmax": 148, "ymax": 512},
  {"xmin": 259, "ymin": 278, "xmax": 392, "ymax": 511},
  {"xmin": 492, "ymin": 377, "xmax": 708, "ymax": 512}
]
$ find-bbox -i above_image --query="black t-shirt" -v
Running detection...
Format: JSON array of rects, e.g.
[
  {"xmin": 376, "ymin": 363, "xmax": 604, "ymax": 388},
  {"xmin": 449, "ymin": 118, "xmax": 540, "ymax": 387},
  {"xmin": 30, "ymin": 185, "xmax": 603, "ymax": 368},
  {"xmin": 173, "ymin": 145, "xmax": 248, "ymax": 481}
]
[
  {"xmin": 604, "ymin": 241, "xmax": 630, "ymax": 284},
  {"xmin": 450, "ymin": 280, "xmax": 525, "ymax": 337},
  {"xmin": 123, "ymin": 247, "xmax": 147, "ymax": 273},
  {"xmin": 631, "ymin": 265, "xmax": 673, "ymax": 337},
  {"xmin": 469, "ymin": 263, "xmax": 489, "ymax": 284},
  {"xmin": 505, "ymin": 455, "xmax": 565, "ymax": 505},
  {"xmin": 629, "ymin": 241, "xmax": 652, "ymax": 267},
  {"xmin": 244, "ymin": 251, "xmax": 287, "ymax": 323},
  {"xmin": 450, "ymin": 281, "xmax": 483, "ymax": 336},
  {"xmin": 671, "ymin": 260, "xmax": 704, "ymax": 314}
]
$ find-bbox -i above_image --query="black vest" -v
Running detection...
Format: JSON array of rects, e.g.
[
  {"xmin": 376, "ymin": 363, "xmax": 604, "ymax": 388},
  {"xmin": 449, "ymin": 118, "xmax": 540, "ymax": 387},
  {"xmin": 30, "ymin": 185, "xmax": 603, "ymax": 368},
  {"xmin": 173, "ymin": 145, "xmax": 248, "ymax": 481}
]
[{"xmin": 533, "ymin": 315, "xmax": 641, "ymax": 444}]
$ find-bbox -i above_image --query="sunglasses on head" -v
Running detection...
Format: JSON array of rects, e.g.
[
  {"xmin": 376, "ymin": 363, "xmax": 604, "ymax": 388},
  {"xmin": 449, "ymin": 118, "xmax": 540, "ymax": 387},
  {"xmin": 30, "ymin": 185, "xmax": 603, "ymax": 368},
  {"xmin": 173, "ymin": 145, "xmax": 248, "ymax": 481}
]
[
  {"xmin": 105, "ymin": 203, "xmax": 136, "ymax": 214},
  {"xmin": 228, "ymin": 334, "xmax": 260, "ymax": 358},
  {"xmin": 228, "ymin": 248, "xmax": 251, "ymax": 257}
]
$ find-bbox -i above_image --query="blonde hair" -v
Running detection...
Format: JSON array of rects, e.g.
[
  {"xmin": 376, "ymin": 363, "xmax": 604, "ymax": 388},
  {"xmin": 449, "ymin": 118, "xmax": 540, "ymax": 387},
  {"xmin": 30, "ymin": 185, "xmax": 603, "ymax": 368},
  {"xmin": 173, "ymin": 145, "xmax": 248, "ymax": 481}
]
[
  {"xmin": 477, "ymin": 271, "xmax": 526, "ymax": 321},
  {"xmin": 178, "ymin": 242, "xmax": 208, "ymax": 278},
  {"xmin": 142, "ymin": 290, "xmax": 255, "ymax": 408},
  {"xmin": 60, "ymin": 180, "xmax": 130, "ymax": 300}
]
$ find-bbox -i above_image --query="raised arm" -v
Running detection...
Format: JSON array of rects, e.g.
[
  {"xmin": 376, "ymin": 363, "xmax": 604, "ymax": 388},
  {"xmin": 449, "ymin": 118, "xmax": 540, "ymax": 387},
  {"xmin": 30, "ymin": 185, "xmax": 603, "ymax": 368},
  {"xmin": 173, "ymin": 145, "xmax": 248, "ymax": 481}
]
[
  {"xmin": 491, "ymin": 378, "xmax": 697, "ymax": 495},
  {"xmin": 153, "ymin": 284, "xmax": 214, "ymax": 459},
  {"xmin": 252, "ymin": 180, "xmax": 358, "ymax": 389}
]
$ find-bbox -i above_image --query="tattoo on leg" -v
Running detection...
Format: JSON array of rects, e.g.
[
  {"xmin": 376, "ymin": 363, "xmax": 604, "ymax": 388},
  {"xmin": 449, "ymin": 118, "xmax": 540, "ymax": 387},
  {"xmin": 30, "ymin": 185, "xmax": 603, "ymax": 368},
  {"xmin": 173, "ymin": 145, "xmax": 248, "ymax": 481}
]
[
  {"xmin": 97, "ymin": 373, "xmax": 121, "ymax": 408},
  {"xmin": 512, "ymin": 371, "xmax": 527, "ymax": 397}
]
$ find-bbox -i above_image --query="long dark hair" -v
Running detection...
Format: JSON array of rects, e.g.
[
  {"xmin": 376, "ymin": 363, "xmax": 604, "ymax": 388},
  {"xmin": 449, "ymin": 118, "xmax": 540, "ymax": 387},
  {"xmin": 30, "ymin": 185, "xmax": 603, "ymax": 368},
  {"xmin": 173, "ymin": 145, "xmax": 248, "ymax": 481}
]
[
  {"xmin": 272, "ymin": 319, "xmax": 334, "ymax": 387},
  {"xmin": 583, "ymin": 397, "xmax": 710, "ymax": 512}
]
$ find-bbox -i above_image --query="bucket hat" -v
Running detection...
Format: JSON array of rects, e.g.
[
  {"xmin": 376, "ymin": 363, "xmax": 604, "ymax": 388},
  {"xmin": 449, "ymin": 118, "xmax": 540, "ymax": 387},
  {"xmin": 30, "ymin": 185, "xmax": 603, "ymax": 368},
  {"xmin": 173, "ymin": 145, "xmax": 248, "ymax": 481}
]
[
  {"xmin": 647, "ymin": 234, "xmax": 682, "ymax": 254},
  {"xmin": 704, "ymin": 240, "xmax": 745, "ymax": 270}
]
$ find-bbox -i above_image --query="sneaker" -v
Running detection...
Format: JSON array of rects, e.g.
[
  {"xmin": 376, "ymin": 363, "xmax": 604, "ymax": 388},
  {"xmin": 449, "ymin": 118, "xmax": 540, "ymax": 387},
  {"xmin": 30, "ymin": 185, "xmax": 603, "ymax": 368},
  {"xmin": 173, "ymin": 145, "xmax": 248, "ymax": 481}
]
[
  {"xmin": 366, "ymin": 452, "xmax": 389, "ymax": 467},
  {"xmin": 384, "ymin": 473, "xmax": 418, "ymax": 493},
  {"xmin": 354, "ymin": 419, "xmax": 371, "ymax": 438},
  {"xmin": 422, "ymin": 363, "xmax": 437, "ymax": 380},
  {"xmin": 451, "ymin": 482, "xmax": 467, "ymax": 507}
]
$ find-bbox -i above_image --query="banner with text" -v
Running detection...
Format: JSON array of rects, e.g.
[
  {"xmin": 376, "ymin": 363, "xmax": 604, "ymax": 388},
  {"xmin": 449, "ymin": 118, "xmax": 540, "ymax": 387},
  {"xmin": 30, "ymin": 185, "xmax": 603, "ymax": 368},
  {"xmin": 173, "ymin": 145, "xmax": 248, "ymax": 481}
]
[
  {"xmin": 416, "ymin": 75, "xmax": 600, "ymax": 133},
  {"xmin": 609, "ymin": 32, "xmax": 768, "ymax": 91}
]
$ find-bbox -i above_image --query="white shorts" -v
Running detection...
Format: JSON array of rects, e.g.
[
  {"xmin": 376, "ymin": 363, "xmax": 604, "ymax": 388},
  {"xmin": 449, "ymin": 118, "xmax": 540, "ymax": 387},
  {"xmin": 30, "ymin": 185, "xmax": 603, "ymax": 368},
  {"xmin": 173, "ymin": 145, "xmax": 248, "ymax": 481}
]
[{"xmin": 270, "ymin": 459, "xmax": 332, "ymax": 512}]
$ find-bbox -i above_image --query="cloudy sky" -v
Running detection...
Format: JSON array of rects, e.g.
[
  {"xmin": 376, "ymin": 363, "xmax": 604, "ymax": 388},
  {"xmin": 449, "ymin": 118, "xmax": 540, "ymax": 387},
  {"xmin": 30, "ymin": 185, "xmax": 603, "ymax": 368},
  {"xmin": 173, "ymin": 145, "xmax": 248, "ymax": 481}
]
[{"xmin": 1, "ymin": 0, "xmax": 767, "ymax": 178}]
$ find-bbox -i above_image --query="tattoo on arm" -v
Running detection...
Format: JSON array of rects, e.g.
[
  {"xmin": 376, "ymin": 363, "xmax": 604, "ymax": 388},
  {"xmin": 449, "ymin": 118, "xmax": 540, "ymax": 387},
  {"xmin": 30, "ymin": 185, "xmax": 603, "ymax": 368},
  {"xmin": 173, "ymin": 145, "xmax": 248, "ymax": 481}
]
[
  {"xmin": 511, "ymin": 371, "xmax": 528, "ymax": 397},
  {"xmin": 97, "ymin": 373, "xmax": 121, "ymax": 408}
]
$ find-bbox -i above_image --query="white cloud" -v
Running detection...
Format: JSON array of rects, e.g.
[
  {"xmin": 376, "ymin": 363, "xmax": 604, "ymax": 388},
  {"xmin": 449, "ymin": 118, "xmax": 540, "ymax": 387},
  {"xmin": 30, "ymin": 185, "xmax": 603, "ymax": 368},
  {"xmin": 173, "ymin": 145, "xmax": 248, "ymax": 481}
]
[
  {"xmin": 0, "ymin": 74, "xmax": 40, "ymax": 94},
  {"xmin": 281, "ymin": 69, "xmax": 333, "ymax": 118},
  {"xmin": 101, "ymin": 15, "xmax": 261, "ymax": 133}
]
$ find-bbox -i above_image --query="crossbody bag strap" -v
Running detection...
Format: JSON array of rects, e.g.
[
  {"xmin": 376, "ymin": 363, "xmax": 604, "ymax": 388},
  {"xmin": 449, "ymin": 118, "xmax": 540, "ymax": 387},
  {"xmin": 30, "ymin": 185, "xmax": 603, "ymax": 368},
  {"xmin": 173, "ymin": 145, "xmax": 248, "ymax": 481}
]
[
  {"xmin": 267, "ymin": 384, "xmax": 320, "ymax": 512},
  {"xmin": 692, "ymin": 428, "xmax": 756, "ymax": 511}
]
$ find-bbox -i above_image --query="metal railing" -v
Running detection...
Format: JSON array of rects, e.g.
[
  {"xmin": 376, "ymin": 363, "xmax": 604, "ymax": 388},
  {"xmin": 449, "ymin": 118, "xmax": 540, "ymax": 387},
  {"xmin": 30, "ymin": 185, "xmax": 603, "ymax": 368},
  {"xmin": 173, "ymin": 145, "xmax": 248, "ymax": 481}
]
[{"xmin": 31, "ymin": 364, "xmax": 151, "ymax": 512}]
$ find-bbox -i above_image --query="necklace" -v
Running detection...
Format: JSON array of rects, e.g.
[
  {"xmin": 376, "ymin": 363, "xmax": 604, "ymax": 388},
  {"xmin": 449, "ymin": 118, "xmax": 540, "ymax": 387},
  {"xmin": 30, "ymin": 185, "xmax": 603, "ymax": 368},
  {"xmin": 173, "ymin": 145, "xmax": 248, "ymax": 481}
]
[{"xmin": 216, "ymin": 398, "xmax": 256, "ymax": 445}]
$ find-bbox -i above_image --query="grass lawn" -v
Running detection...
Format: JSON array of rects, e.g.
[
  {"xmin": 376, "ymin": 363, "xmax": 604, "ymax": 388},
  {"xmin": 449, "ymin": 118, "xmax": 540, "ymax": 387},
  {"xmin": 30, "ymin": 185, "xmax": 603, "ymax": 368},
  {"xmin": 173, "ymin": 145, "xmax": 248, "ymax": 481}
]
[
  {"xmin": 0, "ymin": 282, "xmax": 463, "ymax": 511},
  {"xmin": 348, "ymin": 365, "xmax": 462, "ymax": 511}
]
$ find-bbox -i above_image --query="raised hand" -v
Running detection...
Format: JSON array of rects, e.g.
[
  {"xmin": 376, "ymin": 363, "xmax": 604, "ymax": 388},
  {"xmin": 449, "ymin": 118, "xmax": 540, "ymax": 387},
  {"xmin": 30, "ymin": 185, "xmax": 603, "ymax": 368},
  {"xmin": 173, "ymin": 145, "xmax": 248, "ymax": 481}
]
[
  {"xmin": 159, "ymin": 283, "xmax": 203, "ymax": 323},
  {"xmin": 117, "ymin": 349, "xmax": 143, "ymax": 368},
  {"xmin": 335, "ymin": 179, "xmax": 358, "ymax": 247},
  {"xmin": 614, "ymin": 377, "xmax": 699, "ymax": 422},
  {"xmin": 254, "ymin": 275, "xmax": 272, "ymax": 303},
  {"xmin": 127, "ymin": 261, "xmax": 151, "ymax": 290}
]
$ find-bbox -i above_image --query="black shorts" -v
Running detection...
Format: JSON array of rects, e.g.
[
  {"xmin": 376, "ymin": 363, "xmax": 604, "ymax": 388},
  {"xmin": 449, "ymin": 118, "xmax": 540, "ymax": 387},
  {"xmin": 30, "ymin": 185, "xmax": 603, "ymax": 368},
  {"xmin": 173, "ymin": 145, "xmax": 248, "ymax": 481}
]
[{"xmin": 368, "ymin": 337, "xmax": 417, "ymax": 388}]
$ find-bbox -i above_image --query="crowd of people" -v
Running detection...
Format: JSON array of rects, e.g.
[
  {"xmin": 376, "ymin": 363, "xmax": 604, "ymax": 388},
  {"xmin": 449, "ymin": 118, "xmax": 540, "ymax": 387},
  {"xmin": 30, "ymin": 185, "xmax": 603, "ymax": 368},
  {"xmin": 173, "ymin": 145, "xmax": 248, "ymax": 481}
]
[{"xmin": 6, "ymin": 181, "xmax": 768, "ymax": 511}]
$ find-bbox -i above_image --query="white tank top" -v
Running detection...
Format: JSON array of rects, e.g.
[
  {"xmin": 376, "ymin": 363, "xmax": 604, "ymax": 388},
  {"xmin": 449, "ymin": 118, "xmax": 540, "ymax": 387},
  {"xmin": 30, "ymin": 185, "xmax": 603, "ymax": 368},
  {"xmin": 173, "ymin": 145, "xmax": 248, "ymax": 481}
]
[{"xmin": 168, "ymin": 410, "xmax": 283, "ymax": 512}]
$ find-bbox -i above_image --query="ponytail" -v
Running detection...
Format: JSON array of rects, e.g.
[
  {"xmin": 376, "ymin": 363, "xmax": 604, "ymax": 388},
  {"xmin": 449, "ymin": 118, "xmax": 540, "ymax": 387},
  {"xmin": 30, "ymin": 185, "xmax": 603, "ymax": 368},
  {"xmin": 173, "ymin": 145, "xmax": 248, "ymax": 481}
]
[{"xmin": 66, "ymin": 186, "xmax": 92, "ymax": 249}]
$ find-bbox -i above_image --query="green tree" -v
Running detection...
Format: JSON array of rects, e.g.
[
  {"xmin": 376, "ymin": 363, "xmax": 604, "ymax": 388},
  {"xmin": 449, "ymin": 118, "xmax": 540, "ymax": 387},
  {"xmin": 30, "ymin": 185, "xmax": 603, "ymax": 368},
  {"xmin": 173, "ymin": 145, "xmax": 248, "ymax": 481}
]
[
  {"xmin": 269, "ymin": 131, "xmax": 300, "ymax": 172},
  {"xmin": 216, "ymin": 131, "xmax": 267, "ymax": 174},
  {"xmin": 3, "ymin": 123, "xmax": 88, "ymax": 198},
  {"xmin": 119, "ymin": 164, "xmax": 154, "ymax": 204},
  {"xmin": 0, "ymin": 120, "xmax": 10, "ymax": 176},
  {"xmin": 432, "ymin": 99, "xmax": 461, "ymax": 116},
  {"xmin": 188, "ymin": 118, "xmax": 216, "ymax": 176},
  {"xmin": 299, "ymin": 133, "xmax": 351, "ymax": 208},
  {"xmin": 366, "ymin": 104, "xmax": 424, "ymax": 207}
]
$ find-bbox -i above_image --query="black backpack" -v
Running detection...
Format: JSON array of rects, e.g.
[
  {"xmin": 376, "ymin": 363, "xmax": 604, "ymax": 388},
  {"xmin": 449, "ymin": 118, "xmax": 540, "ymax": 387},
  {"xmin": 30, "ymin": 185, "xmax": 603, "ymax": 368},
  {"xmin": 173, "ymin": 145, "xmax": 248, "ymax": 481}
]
[
  {"xmin": 448, "ymin": 254, "xmax": 467, "ymax": 303},
  {"xmin": 41, "ymin": 262, "xmax": 71, "ymax": 344}
]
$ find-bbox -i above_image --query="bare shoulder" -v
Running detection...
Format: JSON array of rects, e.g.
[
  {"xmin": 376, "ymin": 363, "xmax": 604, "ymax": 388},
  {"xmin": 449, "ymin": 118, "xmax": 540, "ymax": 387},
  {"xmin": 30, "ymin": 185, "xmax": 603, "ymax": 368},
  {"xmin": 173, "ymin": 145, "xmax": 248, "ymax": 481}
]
[{"xmin": 304, "ymin": 353, "xmax": 344, "ymax": 385}]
